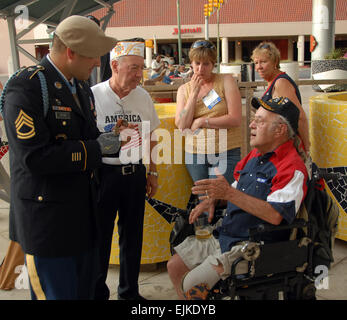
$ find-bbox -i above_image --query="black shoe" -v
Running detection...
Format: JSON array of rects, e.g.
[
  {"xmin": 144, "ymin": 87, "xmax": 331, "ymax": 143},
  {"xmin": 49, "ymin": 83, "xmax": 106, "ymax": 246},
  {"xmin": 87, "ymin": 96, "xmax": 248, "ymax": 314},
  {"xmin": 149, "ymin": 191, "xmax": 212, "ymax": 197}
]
[{"xmin": 117, "ymin": 293, "xmax": 147, "ymax": 301}]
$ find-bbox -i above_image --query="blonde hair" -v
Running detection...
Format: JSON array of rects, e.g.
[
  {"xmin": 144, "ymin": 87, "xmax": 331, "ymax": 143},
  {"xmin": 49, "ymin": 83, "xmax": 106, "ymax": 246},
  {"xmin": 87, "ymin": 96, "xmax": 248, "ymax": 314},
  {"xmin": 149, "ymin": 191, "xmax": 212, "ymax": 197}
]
[
  {"xmin": 189, "ymin": 40, "xmax": 217, "ymax": 65},
  {"xmin": 251, "ymin": 42, "xmax": 281, "ymax": 69}
]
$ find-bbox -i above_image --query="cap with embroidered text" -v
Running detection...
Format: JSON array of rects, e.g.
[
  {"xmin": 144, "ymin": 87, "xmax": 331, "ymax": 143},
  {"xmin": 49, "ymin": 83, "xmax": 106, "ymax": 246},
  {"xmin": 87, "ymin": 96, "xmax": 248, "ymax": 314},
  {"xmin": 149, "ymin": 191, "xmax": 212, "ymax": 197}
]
[
  {"xmin": 110, "ymin": 41, "xmax": 145, "ymax": 61},
  {"xmin": 251, "ymin": 96, "xmax": 300, "ymax": 134}
]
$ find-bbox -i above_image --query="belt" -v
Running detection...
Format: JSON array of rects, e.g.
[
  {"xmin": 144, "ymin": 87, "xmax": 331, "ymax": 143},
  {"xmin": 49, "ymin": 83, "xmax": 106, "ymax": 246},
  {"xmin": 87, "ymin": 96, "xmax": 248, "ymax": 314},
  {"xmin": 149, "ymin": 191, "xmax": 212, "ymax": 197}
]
[
  {"xmin": 119, "ymin": 164, "xmax": 141, "ymax": 175},
  {"xmin": 103, "ymin": 161, "xmax": 143, "ymax": 176}
]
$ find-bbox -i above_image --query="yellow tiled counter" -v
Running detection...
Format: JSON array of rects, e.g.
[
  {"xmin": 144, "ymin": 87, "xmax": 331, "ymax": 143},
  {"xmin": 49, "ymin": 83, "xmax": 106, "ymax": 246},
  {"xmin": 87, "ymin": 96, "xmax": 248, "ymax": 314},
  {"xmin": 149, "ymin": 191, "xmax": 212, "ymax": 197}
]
[
  {"xmin": 309, "ymin": 92, "xmax": 347, "ymax": 241},
  {"xmin": 109, "ymin": 103, "xmax": 193, "ymax": 264}
]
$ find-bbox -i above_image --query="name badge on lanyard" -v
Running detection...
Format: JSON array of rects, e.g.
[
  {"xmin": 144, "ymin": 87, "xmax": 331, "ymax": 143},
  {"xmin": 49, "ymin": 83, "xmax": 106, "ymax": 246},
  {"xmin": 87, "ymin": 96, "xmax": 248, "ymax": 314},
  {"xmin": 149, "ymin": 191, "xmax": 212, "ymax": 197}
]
[{"xmin": 202, "ymin": 89, "xmax": 221, "ymax": 110}]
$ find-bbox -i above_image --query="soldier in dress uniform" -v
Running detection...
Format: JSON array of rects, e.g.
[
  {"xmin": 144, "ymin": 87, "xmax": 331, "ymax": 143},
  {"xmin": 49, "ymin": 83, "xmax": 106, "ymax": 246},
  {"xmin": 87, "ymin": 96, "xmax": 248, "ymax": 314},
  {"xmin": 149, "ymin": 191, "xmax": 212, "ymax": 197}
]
[{"xmin": 2, "ymin": 15, "xmax": 123, "ymax": 300}]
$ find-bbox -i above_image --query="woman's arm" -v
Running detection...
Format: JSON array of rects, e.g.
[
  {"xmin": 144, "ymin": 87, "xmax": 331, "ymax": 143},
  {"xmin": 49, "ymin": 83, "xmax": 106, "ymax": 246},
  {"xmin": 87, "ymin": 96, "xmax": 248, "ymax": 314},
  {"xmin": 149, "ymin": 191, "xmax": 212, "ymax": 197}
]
[{"xmin": 175, "ymin": 74, "xmax": 203, "ymax": 129}]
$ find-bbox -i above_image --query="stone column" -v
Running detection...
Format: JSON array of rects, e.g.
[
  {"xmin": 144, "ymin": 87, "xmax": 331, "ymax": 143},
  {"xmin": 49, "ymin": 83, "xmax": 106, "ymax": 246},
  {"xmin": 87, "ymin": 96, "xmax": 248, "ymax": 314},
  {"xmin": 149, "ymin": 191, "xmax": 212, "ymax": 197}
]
[
  {"xmin": 146, "ymin": 46, "xmax": 153, "ymax": 69},
  {"xmin": 311, "ymin": 0, "xmax": 336, "ymax": 60},
  {"xmin": 221, "ymin": 37, "xmax": 229, "ymax": 64},
  {"xmin": 297, "ymin": 35, "xmax": 305, "ymax": 66}
]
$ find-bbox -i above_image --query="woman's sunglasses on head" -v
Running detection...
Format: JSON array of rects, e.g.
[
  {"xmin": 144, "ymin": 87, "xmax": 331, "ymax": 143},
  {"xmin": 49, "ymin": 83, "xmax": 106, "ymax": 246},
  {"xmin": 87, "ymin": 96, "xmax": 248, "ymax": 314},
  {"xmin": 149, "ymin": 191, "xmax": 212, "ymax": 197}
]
[
  {"xmin": 259, "ymin": 43, "xmax": 270, "ymax": 50},
  {"xmin": 192, "ymin": 40, "xmax": 216, "ymax": 49}
]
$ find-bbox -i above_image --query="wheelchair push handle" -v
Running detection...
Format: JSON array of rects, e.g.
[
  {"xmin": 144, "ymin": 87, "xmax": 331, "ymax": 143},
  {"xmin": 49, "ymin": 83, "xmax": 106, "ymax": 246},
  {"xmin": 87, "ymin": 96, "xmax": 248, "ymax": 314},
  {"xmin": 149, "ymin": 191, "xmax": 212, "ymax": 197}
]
[
  {"xmin": 314, "ymin": 170, "xmax": 345, "ymax": 182},
  {"xmin": 249, "ymin": 218, "xmax": 307, "ymax": 238},
  {"xmin": 312, "ymin": 162, "xmax": 346, "ymax": 183}
]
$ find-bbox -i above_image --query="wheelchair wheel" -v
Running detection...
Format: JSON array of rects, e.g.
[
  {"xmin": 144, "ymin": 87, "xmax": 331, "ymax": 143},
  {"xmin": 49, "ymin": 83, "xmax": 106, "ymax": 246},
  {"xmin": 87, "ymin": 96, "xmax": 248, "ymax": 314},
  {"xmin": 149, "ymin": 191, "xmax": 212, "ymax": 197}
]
[{"xmin": 302, "ymin": 283, "xmax": 316, "ymax": 300}]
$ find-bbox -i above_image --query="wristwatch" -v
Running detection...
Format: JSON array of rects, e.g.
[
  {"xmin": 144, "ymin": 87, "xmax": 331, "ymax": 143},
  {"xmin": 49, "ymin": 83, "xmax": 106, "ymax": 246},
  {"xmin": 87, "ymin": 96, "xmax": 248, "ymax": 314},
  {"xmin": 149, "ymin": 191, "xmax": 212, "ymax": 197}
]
[{"xmin": 147, "ymin": 171, "xmax": 158, "ymax": 177}]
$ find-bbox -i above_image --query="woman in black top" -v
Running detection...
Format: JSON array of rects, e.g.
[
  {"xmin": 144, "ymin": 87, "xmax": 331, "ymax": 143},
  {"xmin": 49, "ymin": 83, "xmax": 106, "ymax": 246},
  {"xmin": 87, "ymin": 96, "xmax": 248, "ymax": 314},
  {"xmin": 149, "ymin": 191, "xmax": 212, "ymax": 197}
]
[{"xmin": 251, "ymin": 42, "xmax": 310, "ymax": 153}]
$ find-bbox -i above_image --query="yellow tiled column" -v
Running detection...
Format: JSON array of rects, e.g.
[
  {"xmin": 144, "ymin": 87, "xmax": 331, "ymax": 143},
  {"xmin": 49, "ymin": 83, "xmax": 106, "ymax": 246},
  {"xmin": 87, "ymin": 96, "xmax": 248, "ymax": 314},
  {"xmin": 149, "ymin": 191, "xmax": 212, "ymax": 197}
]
[
  {"xmin": 109, "ymin": 103, "xmax": 193, "ymax": 264},
  {"xmin": 309, "ymin": 92, "xmax": 347, "ymax": 241}
]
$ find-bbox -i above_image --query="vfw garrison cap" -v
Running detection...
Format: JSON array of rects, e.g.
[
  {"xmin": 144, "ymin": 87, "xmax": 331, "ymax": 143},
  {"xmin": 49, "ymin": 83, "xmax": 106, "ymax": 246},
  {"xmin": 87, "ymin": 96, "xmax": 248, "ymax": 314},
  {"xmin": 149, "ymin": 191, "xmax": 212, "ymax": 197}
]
[
  {"xmin": 110, "ymin": 40, "xmax": 145, "ymax": 61},
  {"xmin": 55, "ymin": 15, "xmax": 117, "ymax": 58}
]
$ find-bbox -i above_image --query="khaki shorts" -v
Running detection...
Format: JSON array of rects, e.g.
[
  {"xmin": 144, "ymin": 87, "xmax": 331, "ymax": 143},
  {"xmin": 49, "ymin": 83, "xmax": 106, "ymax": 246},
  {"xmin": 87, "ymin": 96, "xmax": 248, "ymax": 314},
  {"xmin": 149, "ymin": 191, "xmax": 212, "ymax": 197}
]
[
  {"xmin": 174, "ymin": 235, "xmax": 248, "ymax": 277},
  {"xmin": 174, "ymin": 235, "xmax": 221, "ymax": 270}
]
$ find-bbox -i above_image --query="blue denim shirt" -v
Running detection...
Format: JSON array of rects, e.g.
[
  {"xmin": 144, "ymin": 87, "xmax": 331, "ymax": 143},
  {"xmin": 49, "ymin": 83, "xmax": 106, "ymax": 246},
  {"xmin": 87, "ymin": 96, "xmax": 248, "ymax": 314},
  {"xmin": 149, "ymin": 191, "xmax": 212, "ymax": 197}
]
[{"xmin": 217, "ymin": 140, "xmax": 307, "ymax": 253}]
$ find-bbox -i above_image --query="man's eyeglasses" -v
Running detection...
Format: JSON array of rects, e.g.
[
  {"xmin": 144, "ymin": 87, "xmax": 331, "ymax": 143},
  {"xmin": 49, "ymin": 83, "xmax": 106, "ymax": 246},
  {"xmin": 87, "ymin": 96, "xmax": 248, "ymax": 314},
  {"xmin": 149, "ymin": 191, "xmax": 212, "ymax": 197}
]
[
  {"xmin": 250, "ymin": 116, "xmax": 266, "ymax": 126},
  {"xmin": 250, "ymin": 116, "xmax": 285, "ymax": 127},
  {"xmin": 192, "ymin": 40, "xmax": 216, "ymax": 50}
]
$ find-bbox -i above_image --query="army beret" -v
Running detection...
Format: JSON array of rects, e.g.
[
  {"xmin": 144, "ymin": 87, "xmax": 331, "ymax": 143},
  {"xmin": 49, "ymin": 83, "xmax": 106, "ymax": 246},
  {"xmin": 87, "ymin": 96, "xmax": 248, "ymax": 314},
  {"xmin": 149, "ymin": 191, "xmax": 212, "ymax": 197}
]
[{"xmin": 55, "ymin": 15, "xmax": 117, "ymax": 58}]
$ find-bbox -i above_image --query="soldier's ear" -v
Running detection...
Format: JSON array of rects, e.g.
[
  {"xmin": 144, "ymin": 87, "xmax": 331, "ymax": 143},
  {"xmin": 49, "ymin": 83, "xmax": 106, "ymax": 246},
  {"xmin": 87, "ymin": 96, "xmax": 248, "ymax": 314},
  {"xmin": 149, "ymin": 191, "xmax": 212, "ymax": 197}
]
[{"xmin": 66, "ymin": 47, "xmax": 75, "ymax": 60}]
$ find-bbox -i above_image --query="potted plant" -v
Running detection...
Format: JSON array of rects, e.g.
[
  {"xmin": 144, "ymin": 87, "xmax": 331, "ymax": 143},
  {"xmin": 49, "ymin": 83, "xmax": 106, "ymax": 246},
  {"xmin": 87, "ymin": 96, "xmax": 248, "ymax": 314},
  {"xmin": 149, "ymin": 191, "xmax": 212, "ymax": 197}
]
[{"xmin": 311, "ymin": 47, "xmax": 347, "ymax": 92}]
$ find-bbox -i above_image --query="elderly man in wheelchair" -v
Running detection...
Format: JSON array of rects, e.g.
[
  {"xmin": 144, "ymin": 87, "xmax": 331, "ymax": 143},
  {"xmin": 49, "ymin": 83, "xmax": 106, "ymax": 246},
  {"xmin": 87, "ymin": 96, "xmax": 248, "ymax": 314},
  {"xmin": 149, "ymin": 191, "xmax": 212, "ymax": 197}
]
[{"xmin": 167, "ymin": 96, "xmax": 312, "ymax": 300}]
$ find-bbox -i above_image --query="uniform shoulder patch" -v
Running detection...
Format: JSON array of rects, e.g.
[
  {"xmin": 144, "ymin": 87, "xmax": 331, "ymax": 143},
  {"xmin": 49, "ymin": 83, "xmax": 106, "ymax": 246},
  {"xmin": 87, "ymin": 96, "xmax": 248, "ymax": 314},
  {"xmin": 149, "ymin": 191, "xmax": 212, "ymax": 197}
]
[
  {"xmin": 15, "ymin": 109, "xmax": 35, "ymax": 140},
  {"xmin": 16, "ymin": 65, "xmax": 45, "ymax": 80}
]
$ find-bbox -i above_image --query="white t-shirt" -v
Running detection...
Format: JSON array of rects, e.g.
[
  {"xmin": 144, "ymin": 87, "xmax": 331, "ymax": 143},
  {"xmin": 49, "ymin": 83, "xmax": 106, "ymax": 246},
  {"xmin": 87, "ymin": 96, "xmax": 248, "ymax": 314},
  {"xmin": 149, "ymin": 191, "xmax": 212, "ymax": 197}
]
[
  {"xmin": 92, "ymin": 80, "xmax": 160, "ymax": 165},
  {"xmin": 151, "ymin": 60, "xmax": 162, "ymax": 77}
]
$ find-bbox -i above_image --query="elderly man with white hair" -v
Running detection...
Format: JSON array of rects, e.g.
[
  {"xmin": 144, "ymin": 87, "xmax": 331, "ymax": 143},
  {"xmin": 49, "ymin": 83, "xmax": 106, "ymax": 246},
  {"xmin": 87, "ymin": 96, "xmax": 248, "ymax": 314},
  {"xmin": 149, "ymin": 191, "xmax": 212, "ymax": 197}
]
[
  {"xmin": 167, "ymin": 96, "xmax": 309, "ymax": 300},
  {"xmin": 92, "ymin": 40, "xmax": 160, "ymax": 300}
]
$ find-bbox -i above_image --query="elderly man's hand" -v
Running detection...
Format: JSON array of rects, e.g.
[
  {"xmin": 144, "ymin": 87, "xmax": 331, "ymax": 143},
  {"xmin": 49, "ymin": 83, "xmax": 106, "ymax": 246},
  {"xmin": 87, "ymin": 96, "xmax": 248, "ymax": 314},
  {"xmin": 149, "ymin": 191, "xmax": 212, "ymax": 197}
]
[
  {"xmin": 188, "ymin": 198, "xmax": 215, "ymax": 224},
  {"xmin": 191, "ymin": 168, "xmax": 232, "ymax": 202},
  {"xmin": 146, "ymin": 175, "xmax": 158, "ymax": 199},
  {"xmin": 113, "ymin": 119, "xmax": 135, "ymax": 147}
]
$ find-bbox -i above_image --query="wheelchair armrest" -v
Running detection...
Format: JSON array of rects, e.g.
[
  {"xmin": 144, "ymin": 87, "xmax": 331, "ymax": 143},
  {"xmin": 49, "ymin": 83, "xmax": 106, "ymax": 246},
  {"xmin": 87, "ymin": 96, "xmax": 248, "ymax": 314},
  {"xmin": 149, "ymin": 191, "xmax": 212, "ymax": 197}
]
[
  {"xmin": 249, "ymin": 218, "xmax": 307, "ymax": 240},
  {"xmin": 230, "ymin": 256, "xmax": 249, "ymax": 279}
]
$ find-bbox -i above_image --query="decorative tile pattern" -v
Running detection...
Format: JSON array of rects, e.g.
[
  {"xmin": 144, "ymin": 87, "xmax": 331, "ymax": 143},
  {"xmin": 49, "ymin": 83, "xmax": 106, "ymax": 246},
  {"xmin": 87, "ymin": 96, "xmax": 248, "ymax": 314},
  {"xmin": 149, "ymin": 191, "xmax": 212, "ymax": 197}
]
[
  {"xmin": 324, "ymin": 167, "xmax": 347, "ymax": 211},
  {"xmin": 309, "ymin": 93, "xmax": 347, "ymax": 241}
]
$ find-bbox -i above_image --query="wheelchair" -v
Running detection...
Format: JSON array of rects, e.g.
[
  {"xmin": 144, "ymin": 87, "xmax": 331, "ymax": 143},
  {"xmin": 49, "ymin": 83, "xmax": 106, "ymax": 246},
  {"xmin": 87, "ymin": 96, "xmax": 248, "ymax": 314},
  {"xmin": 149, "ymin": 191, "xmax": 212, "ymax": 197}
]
[
  {"xmin": 169, "ymin": 165, "xmax": 339, "ymax": 300},
  {"xmin": 207, "ymin": 218, "xmax": 316, "ymax": 300}
]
